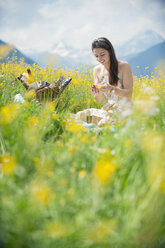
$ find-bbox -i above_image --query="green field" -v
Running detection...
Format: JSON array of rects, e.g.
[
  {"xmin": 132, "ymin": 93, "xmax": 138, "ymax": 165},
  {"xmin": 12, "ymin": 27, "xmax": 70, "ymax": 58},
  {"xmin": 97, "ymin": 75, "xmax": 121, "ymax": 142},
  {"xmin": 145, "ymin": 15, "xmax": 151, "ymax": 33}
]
[{"xmin": 0, "ymin": 61, "xmax": 165, "ymax": 248}]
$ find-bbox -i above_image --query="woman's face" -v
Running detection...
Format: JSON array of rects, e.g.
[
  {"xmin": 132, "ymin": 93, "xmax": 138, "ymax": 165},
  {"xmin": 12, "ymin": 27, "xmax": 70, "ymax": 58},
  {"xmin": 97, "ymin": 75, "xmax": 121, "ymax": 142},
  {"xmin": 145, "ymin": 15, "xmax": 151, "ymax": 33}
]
[{"xmin": 93, "ymin": 48, "xmax": 110, "ymax": 66}]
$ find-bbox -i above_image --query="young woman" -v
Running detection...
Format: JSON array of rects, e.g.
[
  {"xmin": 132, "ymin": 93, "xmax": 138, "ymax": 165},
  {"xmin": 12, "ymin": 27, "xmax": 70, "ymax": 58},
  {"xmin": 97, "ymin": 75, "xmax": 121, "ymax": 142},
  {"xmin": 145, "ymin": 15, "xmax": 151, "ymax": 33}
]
[
  {"xmin": 92, "ymin": 37, "xmax": 133, "ymax": 102},
  {"xmin": 75, "ymin": 37, "xmax": 133, "ymax": 125}
]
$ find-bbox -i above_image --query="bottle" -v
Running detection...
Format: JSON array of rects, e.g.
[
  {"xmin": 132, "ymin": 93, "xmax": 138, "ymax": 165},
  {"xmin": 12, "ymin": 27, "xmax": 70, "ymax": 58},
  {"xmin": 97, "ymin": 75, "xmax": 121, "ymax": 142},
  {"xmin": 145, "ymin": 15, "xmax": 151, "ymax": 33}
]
[
  {"xmin": 17, "ymin": 74, "xmax": 29, "ymax": 90},
  {"xmin": 18, "ymin": 69, "xmax": 39, "ymax": 90},
  {"xmin": 23, "ymin": 69, "xmax": 35, "ymax": 84}
]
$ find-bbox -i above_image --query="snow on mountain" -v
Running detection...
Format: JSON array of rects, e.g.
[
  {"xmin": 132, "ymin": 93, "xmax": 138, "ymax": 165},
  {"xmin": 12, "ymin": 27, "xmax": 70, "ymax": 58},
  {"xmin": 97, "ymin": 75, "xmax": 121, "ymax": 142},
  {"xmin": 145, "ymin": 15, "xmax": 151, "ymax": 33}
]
[
  {"xmin": 51, "ymin": 42, "xmax": 71, "ymax": 57},
  {"xmin": 116, "ymin": 30, "xmax": 165, "ymax": 60},
  {"xmin": 28, "ymin": 41, "xmax": 92, "ymax": 68}
]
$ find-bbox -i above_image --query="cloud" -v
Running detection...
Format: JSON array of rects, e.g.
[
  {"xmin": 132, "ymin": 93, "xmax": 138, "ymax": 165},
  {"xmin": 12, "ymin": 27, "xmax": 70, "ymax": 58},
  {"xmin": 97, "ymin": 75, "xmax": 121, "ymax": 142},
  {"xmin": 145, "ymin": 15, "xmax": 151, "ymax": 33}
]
[{"xmin": 0, "ymin": 0, "xmax": 165, "ymax": 55}]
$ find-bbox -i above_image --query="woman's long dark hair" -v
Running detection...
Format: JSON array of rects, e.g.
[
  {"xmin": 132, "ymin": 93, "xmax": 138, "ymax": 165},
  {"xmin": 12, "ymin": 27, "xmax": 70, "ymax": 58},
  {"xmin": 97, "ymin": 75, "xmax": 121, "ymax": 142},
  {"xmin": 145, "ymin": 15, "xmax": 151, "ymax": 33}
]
[{"xmin": 92, "ymin": 37, "xmax": 119, "ymax": 86}]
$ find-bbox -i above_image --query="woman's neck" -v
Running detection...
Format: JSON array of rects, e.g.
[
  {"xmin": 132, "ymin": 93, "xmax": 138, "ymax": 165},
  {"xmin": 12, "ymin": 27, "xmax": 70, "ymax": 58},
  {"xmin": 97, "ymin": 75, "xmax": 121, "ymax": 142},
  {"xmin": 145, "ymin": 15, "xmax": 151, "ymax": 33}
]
[
  {"xmin": 104, "ymin": 61, "xmax": 110, "ymax": 72},
  {"xmin": 103, "ymin": 65, "xmax": 110, "ymax": 76}
]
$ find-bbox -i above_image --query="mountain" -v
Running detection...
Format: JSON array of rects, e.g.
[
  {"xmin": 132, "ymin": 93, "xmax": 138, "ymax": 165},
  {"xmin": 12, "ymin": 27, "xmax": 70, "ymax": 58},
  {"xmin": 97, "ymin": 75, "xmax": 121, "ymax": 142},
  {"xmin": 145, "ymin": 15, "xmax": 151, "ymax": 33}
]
[
  {"xmin": 128, "ymin": 41, "xmax": 165, "ymax": 75},
  {"xmin": 0, "ymin": 39, "xmax": 36, "ymax": 65},
  {"xmin": 26, "ymin": 30, "xmax": 165, "ymax": 70},
  {"xmin": 28, "ymin": 41, "xmax": 91, "ymax": 68},
  {"xmin": 28, "ymin": 51, "xmax": 82, "ymax": 68},
  {"xmin": 116, "ymin": 30, "xmax": 165, "ymax": 60},
  {"xmin": 1, "ymin": 29, "xmax": 165, "ymax": 74}
]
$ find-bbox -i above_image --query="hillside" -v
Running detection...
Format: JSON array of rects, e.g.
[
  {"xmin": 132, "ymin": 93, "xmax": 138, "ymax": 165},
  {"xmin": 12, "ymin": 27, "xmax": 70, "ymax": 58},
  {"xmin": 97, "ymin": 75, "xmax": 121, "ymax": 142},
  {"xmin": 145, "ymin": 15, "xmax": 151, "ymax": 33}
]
[
  {"xmin": 128, "ymin": 41, "xmax": 165, "ymax": 75},
  {"xmin": 0, "ymin": 40, "xmax": 36, "ymax": 65}
]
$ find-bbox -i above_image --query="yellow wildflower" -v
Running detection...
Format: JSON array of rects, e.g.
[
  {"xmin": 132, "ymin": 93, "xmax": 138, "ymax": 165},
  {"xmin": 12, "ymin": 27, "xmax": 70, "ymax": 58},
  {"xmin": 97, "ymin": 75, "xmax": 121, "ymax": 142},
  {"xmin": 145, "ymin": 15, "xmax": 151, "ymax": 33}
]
[
  {"xmin": 46, "ymin": 222, "xmax": 69, "ymax": 238},
  {"xmin": 30, "ymin": 182, "xmax": 53, "ymax": 206},
  {"xmin": 87, "ymin": 220, "xmax": 116, "ymax": 243},
  {"xmin": 79, "ymin": 169, "xmax": 87, "ymax": 179},
  {"xmin": 57, "ymin": 140, "xmax": 65, "ymax": 147},
  {"xmin": 67, "ymin": 146, "xmax": 78, "ymax": 154},
  {"xmin": 23, "ymin": 102, "xmax": 30, "ymax": 108},
  {"xmin": 117, "ymin": 120, "xmax": 121, "ymax": 127},
  {"xmin": 77, "ymin": 133, "xmax": 83, "ymax": 138},
  {"xmin": 96, "ymin": 85, "xmax": 102, "ymax": 89},
  {"xmin": 124, "ymin": 139, "xmax": 131, "ymax": 147},
  {"xmin": 160, "ymin": 180, "xmax": 165, "ymax": 194},
  {"xmin": 80, "ymin": 134, "xmax": 89, "ymax": 143},
  {"xmin": 25, "ymin": 89, "xmax": 36, "ymax": 99},
  {"xmin": 52, "ymin": 113, "xmax": 58, "ymax": 120},
  {"xmin": 87, "ymin": 98, "xmax": 91, "ymax": 103},
  {"xmin": 72, "ymin": 79, "xmax": 78, "ymax": 85},
  {"xmin": 27, "ymin": 116, "xmax": 39, "ymax": 128},
  {"xmin": 91, "ymin": 136, "xmax": 97, "ymax": 143},
  {"xmin": 66, "ymin": 120, "xmax": 87, "ymax": 133},
  {"xmin": 47, "ymin": 171, "xmax": 54, "ymax": 177},
  {"xmin": 67, "ymin": 188, "xmax": 74, "ymax": 196},
  {"xmin": 0, "ymin": 154, "xmax": 16, "ymax": 174},
  {"xmin": 33, "ymin": 157, "xmax": 39, "ymax": 163},
  {"xmin": 95, "ymin": 155, "xmax": 116, "ymax": 184},
  {"xmin": 47, "ymin": 102, "xmax": 54, "ymax": 112},
  {"xmin": 0, "ymin": 104, "xmax": 20, "ymax": 124}
]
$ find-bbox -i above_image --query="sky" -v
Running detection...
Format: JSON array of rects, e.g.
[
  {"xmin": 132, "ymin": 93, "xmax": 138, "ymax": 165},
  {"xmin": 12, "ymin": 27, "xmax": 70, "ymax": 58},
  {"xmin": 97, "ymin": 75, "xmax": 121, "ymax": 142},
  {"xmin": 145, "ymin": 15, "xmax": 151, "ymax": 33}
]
[{"xmin": 0, "ymin": 0, "xmax": 165, "ymax": 57}]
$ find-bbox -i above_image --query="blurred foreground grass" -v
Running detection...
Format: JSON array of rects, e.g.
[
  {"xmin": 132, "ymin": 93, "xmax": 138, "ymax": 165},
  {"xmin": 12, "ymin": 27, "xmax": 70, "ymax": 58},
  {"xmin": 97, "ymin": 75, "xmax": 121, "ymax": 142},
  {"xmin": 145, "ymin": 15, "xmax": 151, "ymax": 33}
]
[{"xmin": 0, "ymin": 61, "xmax": 165, "ymax": 248}]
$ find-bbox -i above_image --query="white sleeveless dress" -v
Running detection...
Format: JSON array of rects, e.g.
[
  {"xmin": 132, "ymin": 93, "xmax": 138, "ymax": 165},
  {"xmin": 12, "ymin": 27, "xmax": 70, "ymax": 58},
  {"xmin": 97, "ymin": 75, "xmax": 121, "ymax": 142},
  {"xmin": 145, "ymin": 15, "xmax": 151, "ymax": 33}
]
[{"xmin": 75, "ymin": 74, "xmax": 126, "ymax": 125}]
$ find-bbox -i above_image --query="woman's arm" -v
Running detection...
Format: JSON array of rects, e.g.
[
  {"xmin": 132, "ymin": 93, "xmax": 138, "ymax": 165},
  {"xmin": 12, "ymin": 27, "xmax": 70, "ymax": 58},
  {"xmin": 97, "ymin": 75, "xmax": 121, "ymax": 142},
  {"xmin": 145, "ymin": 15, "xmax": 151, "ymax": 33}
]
[
  {"xmin": 115, "ymin": 62, "xmax": 133, "ymax": 100},
  {"xmin": 99, "ymin": 62, "xmax": 133, "ymax": 101},
  {"xmin": 91, "ymin": 67, "xmax": 105, "ymax": 104}
]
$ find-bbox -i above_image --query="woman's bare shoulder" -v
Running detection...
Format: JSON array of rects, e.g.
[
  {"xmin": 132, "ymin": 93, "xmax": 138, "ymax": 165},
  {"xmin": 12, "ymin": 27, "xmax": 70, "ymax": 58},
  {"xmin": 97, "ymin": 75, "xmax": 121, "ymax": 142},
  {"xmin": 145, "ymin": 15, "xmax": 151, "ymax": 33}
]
[
  {"xmin": 118, "ymin": 60, "xmax": 132, "ymax": 73},
  {"xmin": 93, "ymin": 64, "xmax": 102, "ymax": 74}
]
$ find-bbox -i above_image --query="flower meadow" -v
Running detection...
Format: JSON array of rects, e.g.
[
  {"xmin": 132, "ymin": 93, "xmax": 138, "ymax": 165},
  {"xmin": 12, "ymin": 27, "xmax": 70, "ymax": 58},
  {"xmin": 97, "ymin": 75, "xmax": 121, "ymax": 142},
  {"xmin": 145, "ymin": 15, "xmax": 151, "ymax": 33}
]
[{"xmin": 0, "ymin": 60, "xmax": 165, "ymax": 248}]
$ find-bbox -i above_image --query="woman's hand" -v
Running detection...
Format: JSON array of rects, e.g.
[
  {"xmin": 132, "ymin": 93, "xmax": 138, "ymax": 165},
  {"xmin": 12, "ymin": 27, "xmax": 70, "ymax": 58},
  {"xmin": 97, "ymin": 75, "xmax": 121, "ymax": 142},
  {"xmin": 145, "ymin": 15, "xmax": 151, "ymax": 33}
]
[
  {"xmin": 98, "ymin": 84, "xmax": 114, "ymax": 94},
  {"xmin": 91, "ymin": 84, "xmax": 112, "ymax": 104},
  {"xmin": 91, "ymin": 85, "xmax": 99, "ymax": 94}
]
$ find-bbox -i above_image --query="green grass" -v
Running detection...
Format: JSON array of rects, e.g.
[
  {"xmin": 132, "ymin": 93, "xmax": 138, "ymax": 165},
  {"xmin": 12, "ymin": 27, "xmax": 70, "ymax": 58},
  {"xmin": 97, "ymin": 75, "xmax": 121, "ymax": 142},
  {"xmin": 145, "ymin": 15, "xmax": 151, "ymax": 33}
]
[{"xmin": 0, "ymin": 63, "xmax": 165, "ymax": 248}]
